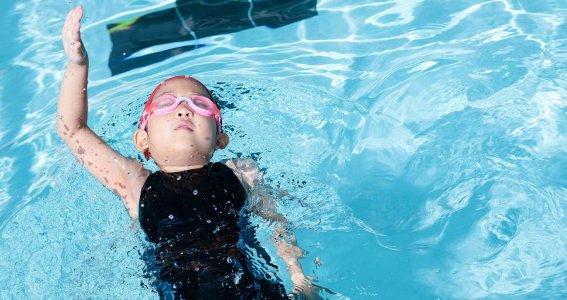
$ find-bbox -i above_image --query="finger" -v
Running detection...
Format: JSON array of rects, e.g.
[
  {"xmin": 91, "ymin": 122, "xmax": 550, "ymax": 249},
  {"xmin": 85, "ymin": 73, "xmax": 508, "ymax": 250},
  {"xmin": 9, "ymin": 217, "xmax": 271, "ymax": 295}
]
[
  {"xmin": 64, "ymin": 8, "xmax": 72, "ymax": 29},
  {"xmin": 76, "ymin": 5, "xmax": 83, "ymax": 22},
  {"xmin": 72, "ymin": 19, "xmax": 80, "ymax": 36},
  {"xmin": 65, "ymin": 7, "xmax": 80, "ymax": 37},
  {"xmin": 71, "ymin": 7, "xmax": 83, "ymax": 41},
  {"xmin": 68, "ymin": 8, "xmax": 78, "ymax": 35},
  {"xmin": 66, "ymin": 7, "xmax": 76, "ymax": 24},
  {"xmin": 72, "ymin": 25, "xmax": 81, "ymax": 42},
  {"xmin": 63, "ymin": 8, "xmax": 74, "ymax": 36},
  {"xmin": 72, "ymin": 5, "xmax": 83, "ymax": 25},
  {"xmin": 63, "ymin": 8, "xmax": 78, "ymax": 45},
  {"xmin": 70, "ymin": 5, "xmax": 78, "ymax": 20}
]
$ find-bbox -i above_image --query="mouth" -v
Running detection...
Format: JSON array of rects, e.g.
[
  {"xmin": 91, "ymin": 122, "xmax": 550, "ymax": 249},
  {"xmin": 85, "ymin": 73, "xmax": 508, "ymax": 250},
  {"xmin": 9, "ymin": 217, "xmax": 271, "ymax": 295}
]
[{"xmin": 175, "ymin": 121, "xmax": 194, "ymax": 131}]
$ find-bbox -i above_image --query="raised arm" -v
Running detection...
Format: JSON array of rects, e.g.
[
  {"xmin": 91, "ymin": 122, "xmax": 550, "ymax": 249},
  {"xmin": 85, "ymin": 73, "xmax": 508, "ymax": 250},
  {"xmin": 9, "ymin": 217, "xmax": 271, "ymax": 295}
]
[
  {"xmin": 225, "ymin": 158, "xmax": 321, "ymax": 299},
  {"xmin": 56, "ymin": 6, "xmax": 149, "ymax": 219}
]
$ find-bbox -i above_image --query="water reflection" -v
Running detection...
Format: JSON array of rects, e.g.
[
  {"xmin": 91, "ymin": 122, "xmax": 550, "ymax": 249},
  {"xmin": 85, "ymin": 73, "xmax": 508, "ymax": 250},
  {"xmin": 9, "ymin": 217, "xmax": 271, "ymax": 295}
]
[{"xmin": 107, "ymin": 0, "xmax": 318, "ymax": 75}]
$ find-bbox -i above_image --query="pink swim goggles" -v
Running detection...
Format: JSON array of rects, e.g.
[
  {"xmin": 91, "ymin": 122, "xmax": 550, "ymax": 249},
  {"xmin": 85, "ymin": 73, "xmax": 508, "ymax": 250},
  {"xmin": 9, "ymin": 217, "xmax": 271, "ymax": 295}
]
[
  {"xmin": 139, "ymin": 75, "xmax": 222, "ymax": 133},
  {"xmin": 139, "ymin": 94, "xmax": 222, "ymax": 132}
]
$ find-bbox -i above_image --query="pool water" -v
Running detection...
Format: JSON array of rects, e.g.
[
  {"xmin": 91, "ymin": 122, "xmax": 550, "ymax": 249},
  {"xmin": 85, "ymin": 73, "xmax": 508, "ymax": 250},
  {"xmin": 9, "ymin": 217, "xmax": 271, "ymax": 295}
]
[{"xmin": 1, "ymin": 0, "xmax": 566, "ymax": 298}]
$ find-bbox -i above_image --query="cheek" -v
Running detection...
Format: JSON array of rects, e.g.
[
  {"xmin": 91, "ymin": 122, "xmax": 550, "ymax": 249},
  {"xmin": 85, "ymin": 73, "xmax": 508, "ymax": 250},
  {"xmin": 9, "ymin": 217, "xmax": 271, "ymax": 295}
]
[
  {"xmin": 194, "ymin": 117, "xmax": 217, "ymax": 133},
  {"xmin": 146, "ymin": 130, "xmax": 164, "ymax": 149},
  {"xmin": 146, "ymin": 117, "xmax": 172, "ymax": 141},
  {"xmin": 148, "ymin": 115, "xmax": 173, "ymax": 131}
]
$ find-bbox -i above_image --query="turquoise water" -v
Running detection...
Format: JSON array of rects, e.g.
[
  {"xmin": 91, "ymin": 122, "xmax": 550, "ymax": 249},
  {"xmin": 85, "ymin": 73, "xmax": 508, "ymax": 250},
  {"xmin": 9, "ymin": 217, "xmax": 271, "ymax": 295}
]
[{"xmin": 1, "ymin": 0, "xmax": 567, "ymax": 298}]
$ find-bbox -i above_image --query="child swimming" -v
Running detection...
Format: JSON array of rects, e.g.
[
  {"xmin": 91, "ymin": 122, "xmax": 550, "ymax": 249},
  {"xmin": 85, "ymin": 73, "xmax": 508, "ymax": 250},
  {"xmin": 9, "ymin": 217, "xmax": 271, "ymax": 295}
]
[{"xmin": 57, "ymin": 5, "xmax": 320, "ymax": 299}]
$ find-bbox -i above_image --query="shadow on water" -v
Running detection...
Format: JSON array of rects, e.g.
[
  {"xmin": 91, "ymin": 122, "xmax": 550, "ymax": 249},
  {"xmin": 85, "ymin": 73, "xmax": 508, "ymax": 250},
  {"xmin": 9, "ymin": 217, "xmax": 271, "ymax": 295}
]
[{"xmin": 107, "ymin": 0, "xmax": 318, "ymax": 75}]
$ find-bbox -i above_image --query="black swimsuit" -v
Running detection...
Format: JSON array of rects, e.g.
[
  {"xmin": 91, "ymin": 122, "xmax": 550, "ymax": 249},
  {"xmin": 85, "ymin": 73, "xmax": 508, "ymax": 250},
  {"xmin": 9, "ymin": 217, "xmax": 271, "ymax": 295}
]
[{"xmin": 139, "ymin": 162, "xmax": 287, "ymax": 299}]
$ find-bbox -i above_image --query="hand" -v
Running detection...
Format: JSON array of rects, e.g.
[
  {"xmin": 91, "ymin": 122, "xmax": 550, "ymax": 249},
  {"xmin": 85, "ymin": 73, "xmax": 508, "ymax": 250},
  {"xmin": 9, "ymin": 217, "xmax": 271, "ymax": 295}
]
[
  {"xmin": 61, "ymin": 5, "xmax": 88, "ymax": 65},
  {"xmin": 290, "ymin": 277, "xmax": 324, "ymax": 300}
]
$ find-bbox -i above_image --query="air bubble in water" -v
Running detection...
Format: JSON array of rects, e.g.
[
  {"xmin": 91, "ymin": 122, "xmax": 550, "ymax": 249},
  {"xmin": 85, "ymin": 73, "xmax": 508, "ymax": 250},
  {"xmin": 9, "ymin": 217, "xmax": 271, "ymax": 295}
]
[
  {"xmin": 233, "ymin": 272, "xmax": 242, "ymax": 284},
  {"xmin": 140, "ymin": 204, "xmax": 144, "ymax": 207},
  {"xmin": 177, "ymin": 176, "xmax": 181, "ymax": 180},
  {"xmin": 206, "ymin": 220, "xmax": 211, "ymax": 223},
  {"xmin": 193, "ymin": 190, "xmax": 198, "ymax": 195},
  {"xmin": 169, "ymin": 215, "xmax": 174, "ymax": 219}
]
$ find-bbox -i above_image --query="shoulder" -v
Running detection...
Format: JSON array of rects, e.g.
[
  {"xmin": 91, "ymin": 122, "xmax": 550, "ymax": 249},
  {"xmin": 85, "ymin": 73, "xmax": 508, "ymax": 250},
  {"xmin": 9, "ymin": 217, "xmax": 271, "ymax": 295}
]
[
  {"xmin": 124, "ymin": 157, "xmax": 151, "ymax": 218},
  {"xmin": 221, "ymin": 158, "xmax": 262, "ymax": 192}
]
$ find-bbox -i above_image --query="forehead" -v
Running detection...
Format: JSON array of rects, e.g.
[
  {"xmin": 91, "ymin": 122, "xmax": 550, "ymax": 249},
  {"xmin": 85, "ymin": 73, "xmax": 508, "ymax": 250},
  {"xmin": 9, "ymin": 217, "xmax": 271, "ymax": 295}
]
[{"xmin": 153, "ymin": 78, "xmax": 209, "ymax": 98}]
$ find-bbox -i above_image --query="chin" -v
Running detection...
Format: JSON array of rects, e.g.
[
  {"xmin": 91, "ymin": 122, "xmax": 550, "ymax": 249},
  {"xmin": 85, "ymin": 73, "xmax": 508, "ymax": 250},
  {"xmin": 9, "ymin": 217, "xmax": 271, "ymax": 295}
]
[{"xmin": 172, "ymin": 142, "xmax": 210, "ymax": 158}]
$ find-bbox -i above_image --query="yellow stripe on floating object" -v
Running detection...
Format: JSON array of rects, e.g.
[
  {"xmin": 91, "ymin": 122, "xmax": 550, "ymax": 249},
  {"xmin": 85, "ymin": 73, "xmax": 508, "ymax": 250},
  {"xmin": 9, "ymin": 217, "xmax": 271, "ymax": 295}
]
[{"xmin": 108, "ymin": 17, "xmax": 140, "ymax": 33}]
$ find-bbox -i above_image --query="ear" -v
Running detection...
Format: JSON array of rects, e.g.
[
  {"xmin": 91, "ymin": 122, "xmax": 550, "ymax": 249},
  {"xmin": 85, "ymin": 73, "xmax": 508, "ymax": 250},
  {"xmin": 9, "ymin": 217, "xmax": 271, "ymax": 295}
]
[
  {"xmin": 133, "ymin": 129, "xmax": 150, "ymax": 152},
  {"xmin": 215, "ymin": 132, "xmax": 230, "ymax": 150}
]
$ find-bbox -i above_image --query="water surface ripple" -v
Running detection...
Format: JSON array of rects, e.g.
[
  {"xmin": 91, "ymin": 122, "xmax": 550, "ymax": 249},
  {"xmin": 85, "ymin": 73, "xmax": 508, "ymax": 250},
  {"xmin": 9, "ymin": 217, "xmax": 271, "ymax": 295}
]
[{"xmin": 0, "ymin": 0, "xmax": 566, "ymax": 298}]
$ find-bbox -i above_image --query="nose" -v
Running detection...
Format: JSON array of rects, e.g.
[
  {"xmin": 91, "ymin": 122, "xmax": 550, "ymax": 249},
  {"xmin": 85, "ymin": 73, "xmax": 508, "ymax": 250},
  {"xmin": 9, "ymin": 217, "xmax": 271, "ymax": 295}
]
[{"xmin": 176, "ymin": 101, "xmax": 194, "ymax": 118}]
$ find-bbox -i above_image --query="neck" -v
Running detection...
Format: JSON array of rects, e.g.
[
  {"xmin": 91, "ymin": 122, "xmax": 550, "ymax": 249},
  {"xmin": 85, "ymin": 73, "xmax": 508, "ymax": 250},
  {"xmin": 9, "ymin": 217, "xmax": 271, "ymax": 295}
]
[
  {"xmin": 152, "ymin": 150, "xmax": 214, "ymax": 172},
  {"xmin": 156, "ymin": 155, "xmax": 211, "ymax": 173},
  {"xmin": 159, "ymin": 163, "xmax": 209, "ymax": 173}
]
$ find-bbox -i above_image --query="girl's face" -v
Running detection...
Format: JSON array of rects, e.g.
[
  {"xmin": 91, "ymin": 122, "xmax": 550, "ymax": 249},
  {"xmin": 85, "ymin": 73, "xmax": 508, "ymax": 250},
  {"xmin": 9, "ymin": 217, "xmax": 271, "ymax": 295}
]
[{"xmin": 134, "ymin": 78, "xmax": 228, "ymax": 170}]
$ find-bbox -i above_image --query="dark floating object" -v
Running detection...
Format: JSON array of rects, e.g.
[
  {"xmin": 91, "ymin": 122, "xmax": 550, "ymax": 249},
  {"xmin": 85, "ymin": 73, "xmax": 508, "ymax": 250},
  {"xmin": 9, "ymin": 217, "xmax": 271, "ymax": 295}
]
[{"xmin": 107, "ymin": 0, "xmax": 318, "ymax": 75}]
